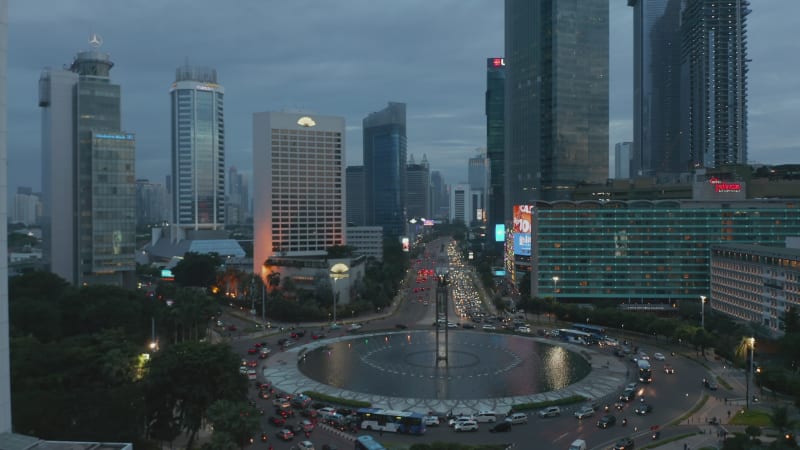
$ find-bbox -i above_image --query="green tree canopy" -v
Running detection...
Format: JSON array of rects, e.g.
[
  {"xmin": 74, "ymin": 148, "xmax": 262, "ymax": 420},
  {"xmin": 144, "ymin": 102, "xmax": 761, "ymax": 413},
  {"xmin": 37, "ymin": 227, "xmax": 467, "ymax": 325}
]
[{"xmin": 172, "ymin": 252, "xmax": 223, "ymax": 288}]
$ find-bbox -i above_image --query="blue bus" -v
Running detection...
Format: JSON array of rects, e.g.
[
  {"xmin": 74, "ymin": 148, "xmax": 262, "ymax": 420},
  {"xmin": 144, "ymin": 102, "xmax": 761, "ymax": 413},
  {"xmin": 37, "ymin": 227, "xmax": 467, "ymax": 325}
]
[
  {"xmin": 354, "ymin": 435, "xmax": 387, "ymax": 450},
  {"xmin": 355, "ymin": 408, "xmax": 426, "ymax": 435},
  {"xmin": 571, "ymin": 323, "xmax": 607, "ymax": 336}
]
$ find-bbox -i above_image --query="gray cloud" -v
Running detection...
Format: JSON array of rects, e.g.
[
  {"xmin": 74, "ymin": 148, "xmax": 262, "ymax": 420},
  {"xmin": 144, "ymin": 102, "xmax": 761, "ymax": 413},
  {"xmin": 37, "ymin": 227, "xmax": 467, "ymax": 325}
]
[{"xmin": 6, "ymin": 0, "xmax": 799, "ymax": 197}]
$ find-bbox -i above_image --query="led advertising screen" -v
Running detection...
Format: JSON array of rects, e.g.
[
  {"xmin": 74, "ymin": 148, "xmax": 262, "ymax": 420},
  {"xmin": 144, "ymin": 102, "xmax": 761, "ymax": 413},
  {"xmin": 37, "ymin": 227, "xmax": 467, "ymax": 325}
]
[
  {"xmin": 401, "ymin": 237, "xmax": 410, "ymax": 252},
  {"xmin": 495, "ymin": 224, "xmax": 505, "ymax": 242},
  {"xmin": 512, "ymin": 205, "xmax": 532, "ymax": 255}
]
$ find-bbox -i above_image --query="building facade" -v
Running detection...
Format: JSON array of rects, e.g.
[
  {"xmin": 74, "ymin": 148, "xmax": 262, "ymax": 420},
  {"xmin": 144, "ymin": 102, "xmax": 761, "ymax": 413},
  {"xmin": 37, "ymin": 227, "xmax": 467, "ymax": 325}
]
[
  {"xmin": 363, "ymin": 102, "xmax": 406, "ymax": 238},
  {"xmin": 710, "ymin": 243, "xmax": 800, "ymax": 336},
  {"xmin": 630, "ymin": 0, "xmax": 684, "ymax": 178},
  {"xmin": 615, "ymin": 142, "xmax": 633, "ymax": 179},
  {"xmin": 486, "ymin": 57, "xmax": 506, "ymax": 229},
  {"xmin": 12, "ymin": 187, "xmax": 40, "ymax": 226},
  {"xmin": 449, "ymin": 184, "xmax": 472, "ymax": 225},
  {"xmin": 469, "ymin": 153, "xmax": 489, "ymax": 225},
  {"xmin": 680, "ymin": 0, "xmax": 749, "ymax": 168},
  {"xmin": 345, "ymin": 226, "xmax": 384, "ymax": 262},
  {"xmin": 135, "ymin": 179, "xmax": 169, "ymax": 226},
  {"xmin": 39, "ymin": 46, "xmax": 136, "ymax": 287},
  {"xmin": 504, "ymin": 0, "xmax": 609, "ymax": 206},
  {"xmin": 406, "ymin": 156, "xmax": 430, "ymax": 221},
  {"xmin": 1, "ymin": 0, "xmax": 9, "ymax": 433},
  {"xmin": 227, "ymin": 166, "xmax": 249, "ymax": 226},
  {"xmin": 531, "ymin": 199, "xmax": 800, "ymax": 305},
  {"xmin": 170, "ymin": 65, "xmax": 226, "ymax": 240},
  {"xmin": 346, "ymin": 165, "xmax": 366, "ymax": 226},
  {"xmin": 430, "ymin": 171, "xmax": 447, "ymax": 220},
  {"xmin": 252, "ymin": 112, "xmax": 346, "ymax": 276}
]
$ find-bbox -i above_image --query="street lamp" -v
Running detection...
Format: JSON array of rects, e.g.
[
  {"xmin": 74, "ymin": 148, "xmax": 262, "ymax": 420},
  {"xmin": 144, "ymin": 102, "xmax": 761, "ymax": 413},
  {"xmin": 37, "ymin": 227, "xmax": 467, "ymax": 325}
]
[
  {"xmin": 746, "ymin": 337, "xmax": 756, "ymax": 410},
  {"xmin": 621, "ymin": 323, "xmax": 625, "ymax": 345},
  {"xmin": 700, "ymin": 295, "xmax": 707, "ymax": 329},
  {"xmin": 551, "ymin": 276, "xmax": 559, "ymax": 323},
  {"xmin": 330, "ymin": 263, "xmax": 350, "ymax": 326}
]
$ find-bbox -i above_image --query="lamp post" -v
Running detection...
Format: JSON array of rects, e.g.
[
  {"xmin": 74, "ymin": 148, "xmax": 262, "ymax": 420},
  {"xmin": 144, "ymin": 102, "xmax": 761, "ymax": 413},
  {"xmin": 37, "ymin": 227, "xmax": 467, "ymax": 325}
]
[
  {"xmin": 330, "ymin": 263, "xmax": 350, "ymax": 326},
  {"xmin": 700, "ymin": 295, "xmax": 707, "ymax": 329},
  {"xmin": 746, "ymin": 337, "xmax": 755, "ymax": 410},
  {"xmin": 551, "ymin": 276, "xmax": 559, "ymax": 323},
  {"xmin": 621, "ymin": 323, "xmax": 625, "ymax": 345}
]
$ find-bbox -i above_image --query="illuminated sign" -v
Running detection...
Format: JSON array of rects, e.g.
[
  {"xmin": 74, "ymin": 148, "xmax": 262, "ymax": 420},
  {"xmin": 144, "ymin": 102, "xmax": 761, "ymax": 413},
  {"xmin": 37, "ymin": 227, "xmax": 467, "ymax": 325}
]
[
  {"xmin": 708, "ymin": 177, "xmax": 742, "ymax": 193},
  {"xmin": 401, "ymin": 237, "xmax": 410, "ymax": 252},
  {"xmin": 489, "ymin": 57, "xmax": 505, "ymax": 68},
  {"xmin": 495, "ymin": 224, "xmax": 505, "ymax": 242},
  {"xmin": 297, "ymin": 116, "xmax": 316, "ymax": 127},
  {"xmin": 423, "ymin": 219, "xmax": 435, "ymax": 227},
  {"xmin": 160, "ymin": 269, "xmax": 174, "ymax": 280},
  {"xmin": 513, "ymin": 234, "xmax": 531, "ymax": 256},
  {"xmin": 512, "ymin": 205, "xmax": 533, "ymax": 256}
]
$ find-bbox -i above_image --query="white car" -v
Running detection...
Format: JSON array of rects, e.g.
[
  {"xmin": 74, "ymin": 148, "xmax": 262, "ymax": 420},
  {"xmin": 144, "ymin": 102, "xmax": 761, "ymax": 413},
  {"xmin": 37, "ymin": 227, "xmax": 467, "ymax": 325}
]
[
  {"xmin": 448, "ymin": 416, "xmax": 475, "ymax": 427},
  {"xmin": 454, "ymin": 420, "xmax": 478, "ymax": 432},
  {"xmin": 423, "ymin": 415, "xmax": 440, "ymax": 426},
  {"xmin": 537, "ymin": 406, "xmax": 561, "ymax": 418},
  {"xmin": 573, "ymin": 406, "xmax": 595, "ymax": 419},
  {"xmin": 347, "ymin": 323, "xmax": 363, "ymax": 332},
  {"xmin": 482, "ymin": 324, "xmax": 497, "ymax": 331},
  {"xmin": 296, "ymin": 441, "xmax": 315, "ymax": 450},
  {"xmin": 653, "ymin": 352, "xmax": 666, "ymax": 361}
]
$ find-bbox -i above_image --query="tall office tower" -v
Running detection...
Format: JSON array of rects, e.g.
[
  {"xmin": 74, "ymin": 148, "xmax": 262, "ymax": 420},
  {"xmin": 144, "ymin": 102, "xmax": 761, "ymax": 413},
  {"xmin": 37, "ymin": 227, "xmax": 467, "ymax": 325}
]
[
  {"xmin": 227, "ymin": 166, "xmax": 249, "ymax": 226},
  {"xmin": 468, "ymin": 153, "xmax": 489, "ymax": 224},
  {"xmin": 252, "ymin": 112, "xmax": 346, "ymax": 276},
  {"xmin": 630, "ymin": 0, "xmax": 684, "ymax": 178},
  {"xmin": 0, "ymin": 0, "xmax": 10, "ymax": 433},
  {"xmin": 615, "ymin": 142, "xmax": 633, "ymax": 179},
  {"xmin": 406, "ymin": 155, "xmax": 430, "ymax": 220},
  {"xmin": 135, "ymin": 179, "xmax": 169, "ymax": 226},
  {"xmin": 430, "ymin": 171, "xmax": 447, "ymax": 219},
  {"xmin": 681, "ymin": 0, "xmax": 749, "ymax": 169},
  {"xmin": 504, "ymin": 0, "xmax": 609, "ymax": 206},
  {"xmin": 449, "ymin": 184, "xmax": 472, "ymax": 224},
  {"xmin": 363, "ymin": 102, "xmax": 407, "ymax": 238},
  {"xmin": 12, "ymin": 187, "xmax": 40, "ymax": 226},
  {"xmin": 39, "ymin": 39, "xmax": 136, "ymax": 287},
  {"xmin": 345, "ymin": 166, "xmax": 365, "ymax": 226},
  {"xmin": 486, "ymin": 57, "xmax": 506, "ymax": 229},
  {"xmin": 169, "ymin": 65, "xmax": 225, "ymax": 241}
]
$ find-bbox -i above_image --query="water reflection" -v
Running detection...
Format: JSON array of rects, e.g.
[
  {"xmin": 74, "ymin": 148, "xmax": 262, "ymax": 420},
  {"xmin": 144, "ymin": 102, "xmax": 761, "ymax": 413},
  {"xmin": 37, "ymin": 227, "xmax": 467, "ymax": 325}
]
[{"xmin": 297, "ymin": 331, "xmax": 590, "ymax": 399}]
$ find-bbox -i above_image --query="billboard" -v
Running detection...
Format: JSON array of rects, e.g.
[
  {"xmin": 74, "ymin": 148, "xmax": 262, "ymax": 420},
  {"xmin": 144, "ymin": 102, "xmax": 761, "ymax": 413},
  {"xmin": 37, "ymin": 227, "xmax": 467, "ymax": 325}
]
[
  {"xmin": 512, "ymin": 205, "xmax": 532, "ymax": 255},
  {"xmin": 401, "ymin": 237, "xmax": 410, "ymax": 252},
  {"xmin": 495, "ymin": 223, "xmax": 505, "ymax": 242}
]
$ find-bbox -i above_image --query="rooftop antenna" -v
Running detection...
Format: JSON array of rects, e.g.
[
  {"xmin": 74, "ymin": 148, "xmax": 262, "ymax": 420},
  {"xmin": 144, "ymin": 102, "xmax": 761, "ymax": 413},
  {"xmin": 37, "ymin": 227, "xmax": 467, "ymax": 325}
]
[{"xmin": 88, "ymin": 32, "xmax": 103, "ymax": 49}]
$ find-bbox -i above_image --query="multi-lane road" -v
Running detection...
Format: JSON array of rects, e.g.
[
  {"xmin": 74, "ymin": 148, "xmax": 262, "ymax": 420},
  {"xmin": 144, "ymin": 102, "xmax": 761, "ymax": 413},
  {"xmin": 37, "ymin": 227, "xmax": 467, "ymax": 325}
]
[{"xmin": 224, "ymin": 238, "xmax": 719, "ymax": 450}]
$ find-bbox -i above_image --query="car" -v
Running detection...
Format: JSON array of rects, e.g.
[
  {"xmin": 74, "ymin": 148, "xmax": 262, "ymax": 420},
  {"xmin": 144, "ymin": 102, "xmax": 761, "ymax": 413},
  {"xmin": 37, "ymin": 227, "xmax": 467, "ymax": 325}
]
[
  {"xmin": 247, "ymin": 359, "xmax": 258, "ymax": 367},
  {"xmin": 216, "ymin": 320, "xmax": 224, "ymax": 327},
  {"xmin": 423, "ymin": 415, "xmax": 440, "ymax": 426},
  {"xmin": 461, "ymin": 323, "xmax": 476, "ymax": 329},
  {"xmin": 653, "ymin": 352, "xmax": 665, "ymax": 361},
  {"xmin": 537, "ymin": 406, "xmax": 561, "ymax": 418},
  {"xmin": 273, "ymin": 397, "xmax": 291, "ymax": 409},
  {"xmin": 296, "ymin": 440, "xmax": 315, "ymax": 450},
  {"xmin": 238, "ymin": 366, "xmax": 248, "ymax": 375},
  {"xmin": 448, "ymin": 416, "xmax": 475, "ymax": 427},
  {"xmin": 626, "ymin": 382, "xmax": 638, "ymax": 390},
  {"xmin": 474, "ymin": 411, "xmax": 498, "ymax": 423},
  {"xmin": 574, "ymin": 406, "xmax": 595, "ymax": 419},
  {"xmin": 247, "ymin": 347, "xmax": 258, "ymax": 354},
  {"xmin": 317, "ymin": 406, "xmax": 337, "ymax": 419},
  {"xmin": 269, "ymin": 416, "xmax": 286, "ymax": 426},
  {"xmin": 347, "ymin": 323, "xmax": 363, "ymax": 332},
  {"xmin": 300, "ymin": 419, "xmax": 315, "ymax": 432},
  {"xmin": 613, "ymin": 437, "xmax": 635, "ymax": 450},
  {"xmin": 482, "ymin": 324, "xmax": 497, "ymax": 331},
  {"xmin": 258, "ymin": 352, "xmax": 269, "ymax": 359},
  {"xmin": 282, "ymin": 339, "xmax": 294, "ymax": 348},
  {"xmin": 291, "ymin": 330, "xmax": 306, "ymax": 339},
  {"xmin": 277, "ymin": 338, "xmax": 289, "ymax": 346},
  {"xmin": 597, "ymin": 414, "xmax": 617, "ymax": 429},
  {"xmin": 703, "ymin": 378, "xmax": 719, "ymax": 390},
  {"xmin": 507, "ymin": 412, "xmax": 528, "ymax": 424},
  {"xmin": 311, "ymin": 332, "xmax": 326, "ymax": 340},
  {"xmin": 276, "ymin": 428, "xmax": 294, "ymax": 441},
  {"xmin": 454, "ymin": 420, "xmax": 478, "ymax": 432},
  {"xmin": 619, "ymin": 389, "xmax": 636, "ymax": 402},
  {"xmin": 246, "ymin": 368, "xmax": 257, "ymax": 380},
  {"xmin": 634, "ymin": 403, "xmax": 653, "ymax": 415},
  {"xmin": 489, "ymin": 420, "xmax": 512, "ymax": 433},
  {"xmin": 664, "ymin": 364, "xmax": 675, "ymax": 374}
]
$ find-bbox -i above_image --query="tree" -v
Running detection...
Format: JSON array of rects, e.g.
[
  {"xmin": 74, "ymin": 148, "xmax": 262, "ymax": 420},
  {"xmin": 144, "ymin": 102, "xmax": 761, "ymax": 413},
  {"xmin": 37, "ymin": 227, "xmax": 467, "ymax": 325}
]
[
  {"xmin": 206, "ymin": 400, "xmax": 261, "ymax": 449},
  {"xmin": 172, "ymin": 252, "xmax": 223, "ymax": 288},
  {"xmin": 745, "ymin": 424, "xmax": 762, "ymax": 441},
  {"xmin": 144, "ymin": 342, "xmax": 248, "ymax": 449},
  {"xmin": 771, "ymin": 405, "xmax": 794, "ymax": 435}
]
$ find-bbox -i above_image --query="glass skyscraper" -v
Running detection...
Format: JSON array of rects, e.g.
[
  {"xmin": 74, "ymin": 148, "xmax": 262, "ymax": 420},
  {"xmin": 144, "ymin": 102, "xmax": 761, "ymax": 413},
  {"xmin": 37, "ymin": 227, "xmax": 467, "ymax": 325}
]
[
  {"xmin": 170, "ymin": 65, "xmax": 226, "ymax": 239},
  {"xmin": 504, "ymin": 0, "xmax": 609, "ymax": 206},
  {"xmin": 39, "ymin": 44, "xmax": 136, "ymax": 286},
  {"xmin": 486, "ymin": 58, "xmax": 506, "ymax": 228},
  {"xmin": 363, "ymin": 102, "xmax": 407, "ymax": 238},
  {"xmin": 680, "ymin": 0, "xmax": 749, "ymax": 168},
  {"xmin": 630, "ymin": 0, "xmax": 684, "ymax": 178}
]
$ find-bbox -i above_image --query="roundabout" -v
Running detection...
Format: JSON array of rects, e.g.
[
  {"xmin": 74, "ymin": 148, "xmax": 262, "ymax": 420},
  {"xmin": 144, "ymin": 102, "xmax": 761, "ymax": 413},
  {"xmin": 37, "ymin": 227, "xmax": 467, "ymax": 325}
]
[{"xmin": 262, "ymin": 330, "xmax": 628, "ymax": 415}]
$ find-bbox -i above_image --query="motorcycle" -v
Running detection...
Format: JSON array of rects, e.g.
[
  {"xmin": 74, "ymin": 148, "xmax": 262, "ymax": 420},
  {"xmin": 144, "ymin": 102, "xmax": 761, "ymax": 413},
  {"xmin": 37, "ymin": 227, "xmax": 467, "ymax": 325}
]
[
  {"xmin": 622, "ymin": 418, "xmax": 628, "ymax": 426},
  {"xmin": 652, "ymin": 431, "xmax": 661, "ymax": 440}
]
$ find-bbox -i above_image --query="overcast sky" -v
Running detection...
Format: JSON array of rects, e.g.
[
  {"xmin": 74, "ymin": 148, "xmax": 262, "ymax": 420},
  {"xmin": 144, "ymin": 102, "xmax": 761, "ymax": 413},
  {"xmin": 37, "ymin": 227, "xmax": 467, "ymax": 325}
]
[{"xmin": 7, "ymin": 1, "xmax": 800, "ymax": 194}]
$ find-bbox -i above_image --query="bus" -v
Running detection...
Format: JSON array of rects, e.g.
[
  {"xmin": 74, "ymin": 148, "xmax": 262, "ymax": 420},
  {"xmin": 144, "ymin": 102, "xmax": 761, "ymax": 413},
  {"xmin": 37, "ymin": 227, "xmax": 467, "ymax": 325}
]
[
  {"xmin": 356, "ymin": 408, "xmax": 427, "ymax": 435},
  {"xmin": 571, "ymin": 323, "xmax": 607, "ymax": 336},
  {"xmin": 355, "ymin": 435, "xmax": 387, "ymax": 450},
  {"xmin": 638, "ymin": 359, "xmax": 652, "ymax": 383},
  {"xmin": 557, "ymin": 329, "xmax": 593, "ymax": 344}
]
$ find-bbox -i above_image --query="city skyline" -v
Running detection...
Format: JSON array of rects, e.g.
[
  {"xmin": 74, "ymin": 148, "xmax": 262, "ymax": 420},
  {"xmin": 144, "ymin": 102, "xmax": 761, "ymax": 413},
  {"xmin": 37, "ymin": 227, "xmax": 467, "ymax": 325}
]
[{"xmin": 6, "ymin": 1, "xmax": 800, "ymax": 196}]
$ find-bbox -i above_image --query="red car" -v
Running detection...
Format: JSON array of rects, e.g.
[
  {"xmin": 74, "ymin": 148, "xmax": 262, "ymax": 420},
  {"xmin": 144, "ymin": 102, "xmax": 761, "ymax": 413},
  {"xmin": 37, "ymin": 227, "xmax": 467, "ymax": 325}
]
[
  {"xmin": 311, "ymin": 333, "xmax": 325, "ymax": 340},
  {"xmin": 247, "ymin": 348, "xmax": 258, "ymax": 355},
  {"xmin": 276, "ymin": 428, "xmax": 294, "ymax": 441},
  {"xmin": 247, "ymin": 360, "xmax": 258, "ymax": 367},
  {"xmin": 269, "ymin": 416, "xmax": 286, "ymax": 426}
]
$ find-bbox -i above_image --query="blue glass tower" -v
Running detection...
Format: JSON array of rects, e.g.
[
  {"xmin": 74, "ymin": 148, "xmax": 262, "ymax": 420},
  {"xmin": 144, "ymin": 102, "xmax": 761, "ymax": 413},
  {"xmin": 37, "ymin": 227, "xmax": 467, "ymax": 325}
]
[{"xmin": 363, "ymin": 102, "xmax": 407, "ymax": 238}]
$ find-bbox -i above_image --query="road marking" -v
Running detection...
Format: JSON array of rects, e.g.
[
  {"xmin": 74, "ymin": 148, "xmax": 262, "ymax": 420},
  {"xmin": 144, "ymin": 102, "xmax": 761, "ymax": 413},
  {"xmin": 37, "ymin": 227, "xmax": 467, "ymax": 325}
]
[{"xmin": 555, "ymin": 432, "xmax": 569, "ymax": 442}]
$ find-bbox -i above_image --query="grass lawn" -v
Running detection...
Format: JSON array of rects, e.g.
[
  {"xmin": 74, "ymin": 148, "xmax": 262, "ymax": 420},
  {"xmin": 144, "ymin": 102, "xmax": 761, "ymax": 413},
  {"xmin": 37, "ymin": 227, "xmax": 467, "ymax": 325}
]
[{"xmin": 729, "ymin": 409, "xmax": 772, "ymax": 426}]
